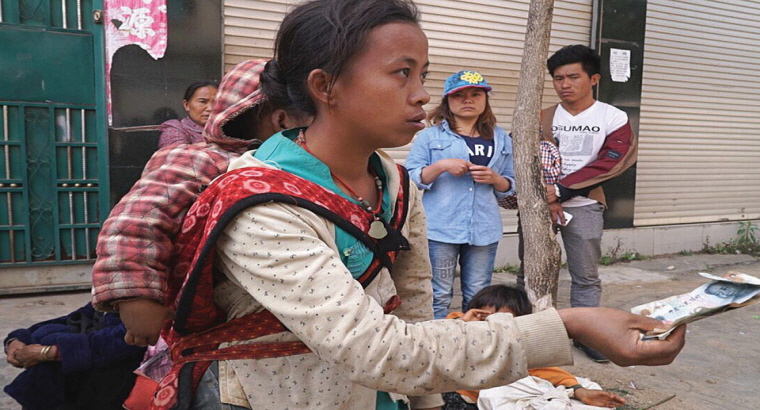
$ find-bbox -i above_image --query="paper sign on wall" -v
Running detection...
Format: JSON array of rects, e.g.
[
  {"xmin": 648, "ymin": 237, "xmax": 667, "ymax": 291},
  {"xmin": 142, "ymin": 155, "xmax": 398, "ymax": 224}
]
[{"xmin": 609, "ymin": 48, "xmax": 631, "ymax": 82}]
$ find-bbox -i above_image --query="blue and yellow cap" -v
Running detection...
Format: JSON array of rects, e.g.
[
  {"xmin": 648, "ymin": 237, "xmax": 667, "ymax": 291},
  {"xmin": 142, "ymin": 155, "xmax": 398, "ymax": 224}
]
[{"xmin": 442, "ymin": 70, "xmax": 492, "ymax": 97}]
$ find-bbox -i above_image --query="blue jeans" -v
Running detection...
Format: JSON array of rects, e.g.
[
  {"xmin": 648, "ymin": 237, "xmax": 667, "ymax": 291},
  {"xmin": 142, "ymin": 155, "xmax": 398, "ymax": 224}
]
[
  {"xmin": 429, "ymin": 240, "xmax": 499, "ymax": 319},
  {"xmin": 192, "ymin": 361, "xmax": 248, "ymax": 410}
]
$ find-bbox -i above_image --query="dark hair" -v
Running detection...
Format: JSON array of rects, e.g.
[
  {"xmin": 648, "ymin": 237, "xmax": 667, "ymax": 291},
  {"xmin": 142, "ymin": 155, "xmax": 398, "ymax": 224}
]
[
  {"xmin": 183, "ymin": 81, "xmax": 219, "ymax": 102},
  {"xmin": 427, "ymin": 92, "xmax": 497, "ymax": 140},
  {"xmin": 224, "ymin": 61, "xmax": 311, "ymax": 141},
  {"xmin": 271, "ymin": 0, "xmax": 420, "ymax": 115},
  {"xmin": 222, "ymin": 106, "xmax": 268, "ymax": 141},
  {"xmin": 260, "ymin": 60, "xmax": 310, "ymax": 123},
  {"xmin": 547, "ymin": 44, "xmax": 601, "ymax": 77},
  {"xmin": 468, "ymin": 285, "xmax": 532, "ymax": 316}
]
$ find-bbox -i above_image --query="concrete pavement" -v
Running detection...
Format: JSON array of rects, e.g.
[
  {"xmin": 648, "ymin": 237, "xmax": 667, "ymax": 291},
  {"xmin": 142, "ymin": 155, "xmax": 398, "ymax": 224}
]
[{"xmin": 1, "ymin": 252, "xmax": 758, "ymax": 409}]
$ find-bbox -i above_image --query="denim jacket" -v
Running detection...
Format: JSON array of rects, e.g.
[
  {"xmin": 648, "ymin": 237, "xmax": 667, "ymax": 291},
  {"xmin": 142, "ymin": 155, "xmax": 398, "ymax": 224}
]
[{"xmin": 405, "ymin": 120, "xmax": 515, "ymax": 246}]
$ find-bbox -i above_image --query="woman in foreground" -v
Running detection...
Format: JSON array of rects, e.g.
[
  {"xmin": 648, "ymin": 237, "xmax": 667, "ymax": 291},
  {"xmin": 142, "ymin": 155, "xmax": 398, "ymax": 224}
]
[{"xmin": 155, "ymin": 1, "xmax": 686, "ymax": 409}]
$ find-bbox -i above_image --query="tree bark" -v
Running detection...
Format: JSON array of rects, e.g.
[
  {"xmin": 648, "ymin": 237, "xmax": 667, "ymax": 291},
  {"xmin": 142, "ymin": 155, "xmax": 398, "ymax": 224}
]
[{"xmin": 511, "ymin": 0, "xmax": 562, "ymax": 311}]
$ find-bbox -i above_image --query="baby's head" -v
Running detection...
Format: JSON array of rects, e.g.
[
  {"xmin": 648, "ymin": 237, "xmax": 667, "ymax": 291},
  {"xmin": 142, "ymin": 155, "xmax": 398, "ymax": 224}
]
[{"xmin": 469, "ymin": 285, "xmax": 532, "ymax": 317}]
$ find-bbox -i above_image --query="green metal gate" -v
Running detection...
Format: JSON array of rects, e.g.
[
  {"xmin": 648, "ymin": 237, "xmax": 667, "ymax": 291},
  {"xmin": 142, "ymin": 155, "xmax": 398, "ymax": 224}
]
[{"xmin": 0, "ymin": 0, "xmax": 108, "ymax": 265}]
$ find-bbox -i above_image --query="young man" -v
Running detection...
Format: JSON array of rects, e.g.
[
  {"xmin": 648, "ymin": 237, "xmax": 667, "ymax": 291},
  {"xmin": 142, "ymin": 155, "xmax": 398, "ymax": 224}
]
[{"xmin": 542, "ymin": 44, "xmax": 638, "ymax": 362}]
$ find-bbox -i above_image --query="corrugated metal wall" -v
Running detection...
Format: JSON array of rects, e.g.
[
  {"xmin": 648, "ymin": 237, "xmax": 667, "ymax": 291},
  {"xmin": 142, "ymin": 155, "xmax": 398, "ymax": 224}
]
[
  {"xmin": 635, "ymin": 0, "xmax": 760, "ymax": 226},
  {"xmin": 222, "ymin": 0, "xmax": 593, "ymax": 232},
  {"xmin": 223, "ymin": 1, "xmax": 291, "ymax": 70}
]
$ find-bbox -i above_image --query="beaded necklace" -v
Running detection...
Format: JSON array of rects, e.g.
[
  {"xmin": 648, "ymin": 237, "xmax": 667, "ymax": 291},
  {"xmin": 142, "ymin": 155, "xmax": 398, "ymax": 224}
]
[{"xmin": 296, "ymin": 131, "xmax": 388, "ymax": 239}]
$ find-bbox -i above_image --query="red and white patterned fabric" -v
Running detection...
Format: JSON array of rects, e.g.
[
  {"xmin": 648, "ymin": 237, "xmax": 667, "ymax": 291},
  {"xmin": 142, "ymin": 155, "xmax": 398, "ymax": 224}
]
[
  {"xmin": 150, "ymin": 166, "xmax": 410, "ymax": 410},
  {"xmin": 157, "ymin": 117, "xmax": 205, "ymax": 148},
  {"xmin": 498, "ymin": 140, "xmax": 561, "ymax": 209}
]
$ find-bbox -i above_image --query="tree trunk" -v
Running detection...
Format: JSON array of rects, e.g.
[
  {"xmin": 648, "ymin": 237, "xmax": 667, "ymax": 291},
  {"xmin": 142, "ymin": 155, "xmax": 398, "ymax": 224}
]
[{"xmin": 511, "ymin": 0, "xmax": 562, "ymax": 311}]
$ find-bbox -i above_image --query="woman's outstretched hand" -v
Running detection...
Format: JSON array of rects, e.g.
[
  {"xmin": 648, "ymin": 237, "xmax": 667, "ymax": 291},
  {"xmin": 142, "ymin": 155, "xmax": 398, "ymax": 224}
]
[{"xmin": 558, "ymin": 307, "xmax": 686, "ymax": 366}]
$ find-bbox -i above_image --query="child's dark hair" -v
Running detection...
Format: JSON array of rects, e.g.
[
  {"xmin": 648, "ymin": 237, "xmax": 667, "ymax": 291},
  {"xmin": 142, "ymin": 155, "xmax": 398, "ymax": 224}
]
[
  {"xmin": 427, "ymin": 94, "xmax": 498, "ymax": 140},
  {"xmin": 271, "ymin": 0, "xmax": 420, "ymax": 116},
  {"xmin": 225, "ymin": 61, "xmax": 311, "ymax": 141},
  {"xmin": 468, "ymin": 285, "xmax": 532, "ymax": 317},
  {"xmin": 183, "ymin": 81, "xmax": 218, "ymax": 102},
  {"xmin": 221, "ymin": 105, "xmax": 267, "ymax": 141},
  {"xmin": 546, "ymin": 44, "xmax": 601, "ymax": 77}
]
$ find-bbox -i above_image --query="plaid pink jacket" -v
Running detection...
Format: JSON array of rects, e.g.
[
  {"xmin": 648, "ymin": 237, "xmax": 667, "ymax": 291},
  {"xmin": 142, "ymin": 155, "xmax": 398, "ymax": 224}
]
[
  {"xmin": 91, "ymin": 144, "xmax": 237, "ymax": 310},
  {"xmin": 498, "ymin": 140, "xmax": 561, "ymax": 209},
  {"xmin": 92, "ymin": 59, "xmax": 268, "ymax": 310}
]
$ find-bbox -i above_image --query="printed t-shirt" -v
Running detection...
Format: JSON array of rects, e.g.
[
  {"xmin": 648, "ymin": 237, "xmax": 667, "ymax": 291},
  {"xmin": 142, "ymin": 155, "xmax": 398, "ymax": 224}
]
[
  {"xmin": 462, "ymin": 135, "xmax": 495, "ymax": 167},
  {"xmin": 552, "ymin": 101, "xmax": 628, "ymax": 207}
]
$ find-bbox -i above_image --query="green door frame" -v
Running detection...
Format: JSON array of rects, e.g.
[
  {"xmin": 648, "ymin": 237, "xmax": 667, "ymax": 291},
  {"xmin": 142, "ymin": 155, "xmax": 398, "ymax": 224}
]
[
  {"xmin": 93, "ymin": 0, "xmax": 111, "ymax": 243},
  {"xmin": 0, "ymin": 0, "xmax": 109, "ymax": 266}
]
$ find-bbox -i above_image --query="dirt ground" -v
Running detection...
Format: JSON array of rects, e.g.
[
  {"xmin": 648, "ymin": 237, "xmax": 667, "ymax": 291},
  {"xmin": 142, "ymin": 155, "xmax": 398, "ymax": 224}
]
[
  {"xmin": 0, "ymin": 254, "xmax": 758, "ymax": 409},
  {"xmin": 494, "ymin": 255, "xmax": 760, "ymax": 410}
]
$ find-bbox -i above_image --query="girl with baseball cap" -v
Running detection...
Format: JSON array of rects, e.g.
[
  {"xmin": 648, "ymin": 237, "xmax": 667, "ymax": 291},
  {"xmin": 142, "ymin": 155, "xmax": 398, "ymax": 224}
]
[{"xmin": 405, "ymin": 70, "xmax": 516, "ymax": 319}]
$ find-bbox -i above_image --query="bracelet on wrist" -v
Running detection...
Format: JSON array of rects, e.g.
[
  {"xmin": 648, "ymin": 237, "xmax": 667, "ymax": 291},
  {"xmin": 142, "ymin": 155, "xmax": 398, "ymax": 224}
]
[{"xmin": 40, "ymin": 345, "xmax": 52, "ymax": 361}]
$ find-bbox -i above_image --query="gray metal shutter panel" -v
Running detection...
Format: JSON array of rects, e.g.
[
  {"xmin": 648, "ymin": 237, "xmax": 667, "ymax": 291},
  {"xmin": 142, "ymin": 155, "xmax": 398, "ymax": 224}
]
[
  {"xmin": 416, "ymin": 0, "xmax": 593, "ymax": 233},
  {"xmin": 222, "ymin": 0, "xmax": 593, "ymax": 233},
  {"xmin": 224, "ymin": 1, "xmax": 293, "ymax": 71},
  {"xmin": 635, "ymin": 0, "xmax": 760, "ymax": 226}
]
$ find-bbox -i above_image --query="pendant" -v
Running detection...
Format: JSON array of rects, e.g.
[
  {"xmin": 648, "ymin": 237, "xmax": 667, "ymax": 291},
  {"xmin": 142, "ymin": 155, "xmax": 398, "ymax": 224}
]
[{"xmin": 368, "ymin": 220, "xmax": 388, "ymax": 239}]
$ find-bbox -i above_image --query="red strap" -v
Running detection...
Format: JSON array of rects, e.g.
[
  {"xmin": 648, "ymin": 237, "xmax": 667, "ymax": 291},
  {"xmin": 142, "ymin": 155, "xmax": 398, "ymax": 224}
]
[
  {"xmin": 170, "ymin": 310, "xmax": 307, "ymax": 364},
  {"xmin": 171, "ymin": 295, "xmax": 402, "ymax": 364},
  {"xmin": 153, "ymin": 165, "xmax": 410, "ymax": 410}
]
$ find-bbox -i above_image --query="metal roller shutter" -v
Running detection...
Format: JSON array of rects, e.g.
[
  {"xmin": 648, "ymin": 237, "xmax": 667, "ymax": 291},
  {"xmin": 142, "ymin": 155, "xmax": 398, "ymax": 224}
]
[
  {"xmin": 223, "ymin": 0, "xmax": 593, "ymax": 233},
  {"xmin": 223, "ymin": 1, "xmax": 292, "ymax": 70},
  {"xmin": 635, "ymin": 0, "xmax": 760, "ymax": 226},
  {"xmin": 414, "ymin": 0, "xmax": 592, "ymax": 233}
]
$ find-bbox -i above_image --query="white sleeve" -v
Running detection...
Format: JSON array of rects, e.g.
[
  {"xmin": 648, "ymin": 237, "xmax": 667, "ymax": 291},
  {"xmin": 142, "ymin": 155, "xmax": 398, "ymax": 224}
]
[
  {"xmin": 606, "ymin": 105, "xmax": 629, "ymax": 135},
  {"xmin": 216, "ymin": 201, "xmax": 573, "ymax": 395}
]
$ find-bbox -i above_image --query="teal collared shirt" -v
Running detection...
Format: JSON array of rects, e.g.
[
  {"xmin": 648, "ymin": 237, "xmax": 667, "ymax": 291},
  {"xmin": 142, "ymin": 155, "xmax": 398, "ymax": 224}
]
[{"xmin": 253, "ymin": 128, "xmax": 391, "ymax": 278}]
